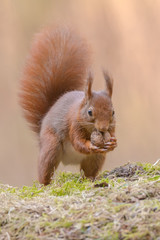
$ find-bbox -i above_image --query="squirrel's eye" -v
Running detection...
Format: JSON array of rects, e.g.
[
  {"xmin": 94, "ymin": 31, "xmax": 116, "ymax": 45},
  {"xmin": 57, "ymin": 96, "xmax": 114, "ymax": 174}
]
[
  {"xmin": 112, "ymin": 110, "xmax": 115, "ymax": 116},
  {"xmin": 88, "ymin": 110, "xmax": 92, "ymax": 116}
]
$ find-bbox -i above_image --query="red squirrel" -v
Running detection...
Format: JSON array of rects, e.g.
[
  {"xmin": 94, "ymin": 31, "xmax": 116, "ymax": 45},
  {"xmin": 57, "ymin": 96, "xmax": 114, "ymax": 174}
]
[{"xmin": 20, "ymin": 26, "xmax": 117, "ymax": 185}]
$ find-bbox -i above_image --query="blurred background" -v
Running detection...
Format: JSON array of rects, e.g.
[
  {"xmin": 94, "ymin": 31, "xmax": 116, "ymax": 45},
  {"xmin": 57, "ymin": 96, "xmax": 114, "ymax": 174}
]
[{"xmin": 0, "ymin": 0, "xmax": 160, "ymax": 186}]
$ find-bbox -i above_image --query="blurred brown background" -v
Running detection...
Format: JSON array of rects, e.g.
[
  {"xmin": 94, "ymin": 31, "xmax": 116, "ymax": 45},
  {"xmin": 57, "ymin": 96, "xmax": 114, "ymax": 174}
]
[{"xmin": 0, "ymin": 0, "xmax": 160, "ymax": 186}]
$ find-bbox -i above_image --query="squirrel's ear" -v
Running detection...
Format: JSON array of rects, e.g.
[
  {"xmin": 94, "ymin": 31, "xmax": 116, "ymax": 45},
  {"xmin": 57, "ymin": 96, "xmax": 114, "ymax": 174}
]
[
  {"xmin": 85, "ymin": 71, "xmax": 93, "ymax": 101},
  {"xmin": 103, "ymin": 70, "xmax": 113, "ymax": 98}
]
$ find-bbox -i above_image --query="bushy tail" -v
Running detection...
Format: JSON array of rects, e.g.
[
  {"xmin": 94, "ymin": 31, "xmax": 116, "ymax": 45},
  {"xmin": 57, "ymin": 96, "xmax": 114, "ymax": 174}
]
[{"xmin": 19, "ymin": 27, "xmax": 91, "ymax": 133}]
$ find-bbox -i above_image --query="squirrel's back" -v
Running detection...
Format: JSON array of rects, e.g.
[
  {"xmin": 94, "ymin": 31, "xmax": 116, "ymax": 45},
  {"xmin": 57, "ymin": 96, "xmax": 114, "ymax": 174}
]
[{"xmin": 19, "ymin": 26, "xmax": 91, "ymax": 133}]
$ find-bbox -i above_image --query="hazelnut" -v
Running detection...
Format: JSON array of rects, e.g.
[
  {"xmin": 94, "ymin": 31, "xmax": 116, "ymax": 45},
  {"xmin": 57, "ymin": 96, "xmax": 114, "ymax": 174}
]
[
  {"xmin": 91, "ymin": 130, "xmax": 104, "ymax": 147},
  {"xmin": 104, "ymin": 131, "xmax": 111, "ymax": 143},
  {"xmin": 91, "ymin": 130, "xmax": 111, "ymax": 148}
]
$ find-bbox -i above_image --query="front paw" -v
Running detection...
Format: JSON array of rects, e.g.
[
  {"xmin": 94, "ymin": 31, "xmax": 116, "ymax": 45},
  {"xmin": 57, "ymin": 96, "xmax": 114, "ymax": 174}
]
[
  {"xmin": 104, "ymin": 137, "xmax": 117, "ymax": 152},
  {"xmin": 89, "ymin": 143, "xmax": 109, "ymax": 154}
]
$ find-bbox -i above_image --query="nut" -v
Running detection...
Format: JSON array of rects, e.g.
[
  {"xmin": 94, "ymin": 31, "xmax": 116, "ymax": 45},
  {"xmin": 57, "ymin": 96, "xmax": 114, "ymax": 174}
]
[
  {"xmin": 104, "ymin": 131, "xmax": 111, "ymax": 143},
  {"xmin": 91, "ymin": 130, "xmax": 111, "ymax": 148}
]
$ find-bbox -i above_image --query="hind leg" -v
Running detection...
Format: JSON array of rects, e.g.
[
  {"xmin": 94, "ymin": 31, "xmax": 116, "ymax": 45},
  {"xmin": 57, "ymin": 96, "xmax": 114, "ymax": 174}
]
[
  {"xmin": 38, "ymin": 128, "xmax": 60, "ymax": 185},
  {"xmin": 80, "ymin": 154, "xmax": 106, "ymax": 180}
]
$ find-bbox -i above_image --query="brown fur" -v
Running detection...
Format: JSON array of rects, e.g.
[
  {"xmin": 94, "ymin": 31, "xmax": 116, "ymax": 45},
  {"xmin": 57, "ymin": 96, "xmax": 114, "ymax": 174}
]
[
  {"xmin": 19, "ymin": 27, "xmax": 91, "ymax": 133},
  {"xmin": 38, "ymin": 128, "xmax": 61, "ymax": 185},
  {"xmin": 20, "ymin": 27, "xmax": 117, "ymax": 185},
  {"xmin": 80, "ymin": 154, "xmax": 105, "ymax": 179}
]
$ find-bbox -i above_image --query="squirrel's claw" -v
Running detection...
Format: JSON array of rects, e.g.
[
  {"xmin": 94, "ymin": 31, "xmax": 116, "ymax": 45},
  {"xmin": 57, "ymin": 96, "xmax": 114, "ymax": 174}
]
[
  {"xmin": 89, "ymin": 144, "xmax": 108, "ymax": 153},
  {"xmin": 110, "ymin": 137, "xmax": 117, "ymax": 142},
  {"xmin": 104, "ymin": 140, "xmax": 117, "ymax": 151},
  {"xmin": 89, "ymin": 143, "xmax": 110, "ymax": 153}
]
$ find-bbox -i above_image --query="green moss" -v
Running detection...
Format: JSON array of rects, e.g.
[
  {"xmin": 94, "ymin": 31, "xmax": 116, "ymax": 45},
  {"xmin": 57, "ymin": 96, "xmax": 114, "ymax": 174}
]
[
  {"xmin": 1, "ymin": 163, "xmax": 159, "ymax": 200},
  {"xmin": 124, "ymin": 230, "xmax": 151, "ymax": 240},
  {"xmin": 113, "ymin": 203, "xmax": 132, "ymax": 213},
  {"xmin": 18, "ymin": 183, "xmax": 45, "ymax": 198},
  {"xmin": 25, "ymin": 235, "xmax": 38, "ymax": 240},
  {"xmin": 147, "ymin": 175, "xmax": 160, "ymax": 181},
  {"xmin": 138, "ymin": 162, "xmax": 160, "ymax": 174},
  {"xmin": 49, "ymin": 178, "xmax": 91, "ymax": 196},
  {"xmin": 54, "ymin": 221, "xmax": 73, "ymax": 228},
  {"xmin": 100, "ymin": 222, "xmax": 120, "ymax": 240},
  {"xmin": 94, "ymin": 177, "xmax": 109, "ymax": 184},
  {"xmin": 40, "ymin": 219, "xmax": 73, "ymax": 229},
  {"xmin": 104, "ymin": 231, "xmax": 119, "ymax": 240},
  {"xmin": 1, "ymin": 163, "xmax": 160, "ymax": 239}
]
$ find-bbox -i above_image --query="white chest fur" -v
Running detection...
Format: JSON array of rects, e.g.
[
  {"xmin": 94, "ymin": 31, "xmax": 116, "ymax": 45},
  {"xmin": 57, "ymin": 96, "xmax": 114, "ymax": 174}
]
[{"xmin": 60, "ymin": 140, "xmax": 85, "ymax": 165}]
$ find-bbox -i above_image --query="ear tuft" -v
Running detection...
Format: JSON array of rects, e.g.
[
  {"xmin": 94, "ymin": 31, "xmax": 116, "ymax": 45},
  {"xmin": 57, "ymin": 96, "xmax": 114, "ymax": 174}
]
[
  {"xmin": 85, "ymin": 71, "xmax": 93, "ymax": 101},
  {"xmin": 102, "ymin": 70, "xmax": 113, "ymax": 97}
]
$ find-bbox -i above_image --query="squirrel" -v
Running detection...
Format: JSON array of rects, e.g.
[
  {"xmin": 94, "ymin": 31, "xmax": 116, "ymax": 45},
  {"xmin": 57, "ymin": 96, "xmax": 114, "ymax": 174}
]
[{"xmin": 19, "ymin": 26, "xmax": 117, "ymax": 185}]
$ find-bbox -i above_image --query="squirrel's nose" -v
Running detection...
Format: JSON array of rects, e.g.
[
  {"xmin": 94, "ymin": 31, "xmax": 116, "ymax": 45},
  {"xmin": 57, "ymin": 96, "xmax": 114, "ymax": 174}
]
[
  {"xmin": 98, "ymin": 127, "xmax": 107, "ymax": 133},
  {"xmin": 95, "ymin": 122, "xmax": 109, "ymax": 133},
  {"xmin": 96, "ymin": 125, "xmax": 108, "ymax": 133}
]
